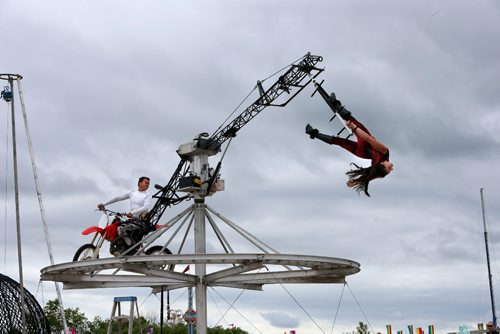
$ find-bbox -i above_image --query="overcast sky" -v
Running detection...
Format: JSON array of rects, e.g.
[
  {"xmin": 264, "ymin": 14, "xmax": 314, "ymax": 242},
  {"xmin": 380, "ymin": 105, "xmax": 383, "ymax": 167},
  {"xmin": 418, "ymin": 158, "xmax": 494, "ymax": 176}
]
[{"xmin": 1, "ymin": 0, "xmax": 500, "ymax": 333}]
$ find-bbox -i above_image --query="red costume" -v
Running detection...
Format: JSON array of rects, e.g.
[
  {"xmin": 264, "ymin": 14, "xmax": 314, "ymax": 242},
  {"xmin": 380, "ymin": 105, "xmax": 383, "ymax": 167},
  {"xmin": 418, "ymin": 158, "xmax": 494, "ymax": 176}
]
[{"xmin": 329, "ymin": 117, "xmax": 389, "ymax": 166}]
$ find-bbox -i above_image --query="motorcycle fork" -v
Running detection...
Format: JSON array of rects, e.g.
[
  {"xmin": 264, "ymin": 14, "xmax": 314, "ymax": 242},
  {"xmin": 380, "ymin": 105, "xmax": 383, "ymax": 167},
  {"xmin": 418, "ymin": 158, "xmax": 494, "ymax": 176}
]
[{"xmin": 93, "ymin": 231, "xmax": 108, "ymax": 259}]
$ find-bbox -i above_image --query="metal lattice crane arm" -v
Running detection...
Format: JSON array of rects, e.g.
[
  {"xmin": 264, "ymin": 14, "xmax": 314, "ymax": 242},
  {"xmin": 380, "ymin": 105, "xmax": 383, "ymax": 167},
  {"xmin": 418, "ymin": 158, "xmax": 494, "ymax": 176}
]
[
  {"xmin": 147, "ymin": 158, "xmax": 190, "ymax": 225},
  {"xmin": 206, "ymin": 53, "xmax": 324, "ymax": 151}
]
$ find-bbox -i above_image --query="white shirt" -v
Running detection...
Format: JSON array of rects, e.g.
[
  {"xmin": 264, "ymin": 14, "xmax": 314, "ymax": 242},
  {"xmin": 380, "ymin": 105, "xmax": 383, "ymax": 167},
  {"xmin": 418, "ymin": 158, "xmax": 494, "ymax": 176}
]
[{"xmin": 104, "ymin": 189, "xmax": 152, "ymax": 216}]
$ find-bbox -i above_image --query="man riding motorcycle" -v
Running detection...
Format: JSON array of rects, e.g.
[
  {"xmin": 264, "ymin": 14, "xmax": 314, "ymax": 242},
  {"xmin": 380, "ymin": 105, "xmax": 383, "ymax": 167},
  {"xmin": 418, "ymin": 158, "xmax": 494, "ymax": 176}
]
[
  {"xmin": 97, "ymin": 176, "xmax": 151, "ymax": 218},
  {"xmin": 97, "ymin": 176, "xmax": 153, "ymax": 255}
]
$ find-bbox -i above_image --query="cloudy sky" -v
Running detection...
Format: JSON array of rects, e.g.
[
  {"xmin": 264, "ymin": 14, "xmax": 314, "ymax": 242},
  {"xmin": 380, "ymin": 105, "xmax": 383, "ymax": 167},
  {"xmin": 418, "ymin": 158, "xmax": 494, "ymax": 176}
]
[{"xmin": 1, "ymin": 0, "xmax": 500, "ymax": 333}]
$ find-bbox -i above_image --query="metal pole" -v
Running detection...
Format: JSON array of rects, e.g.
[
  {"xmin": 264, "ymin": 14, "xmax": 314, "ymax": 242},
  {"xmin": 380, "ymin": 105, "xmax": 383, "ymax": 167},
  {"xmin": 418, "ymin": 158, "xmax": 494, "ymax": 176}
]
[
  {"xmin": 187, "ymin": 287, "xmax": 195, "ymax": 334},
  {"xmin": 194, "ymin": 201, "xmax": 207, "ymax": 334},
  {"xmin": 160, "ymin": 286, "xmax": 164, "ymax": 334},
  {"xmin": 9, "ymin": 77, "xmax": 27, "ymax": 334},
  {"xmin": 16, "ymin": 77, "xmax": 69, "ymax": 333},
  {"xmin": 167, "ymin": 290, "xmax": 171, "ymax": 322},
  {"xmin": 481, "ymin": 188, "xmax": 497, "ymax": 325}
]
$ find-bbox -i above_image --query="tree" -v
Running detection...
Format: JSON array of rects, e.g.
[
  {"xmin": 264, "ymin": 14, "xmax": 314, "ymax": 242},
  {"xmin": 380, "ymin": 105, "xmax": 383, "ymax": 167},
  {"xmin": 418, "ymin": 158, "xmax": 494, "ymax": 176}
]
[
  {"xmin": 44, "ymin": 299, "xmax": 90, "ymax": 333},
  {"xmin": 208, "ymin": 325, "xmax": 248, "ymax": 334},
  {"xmin": 44, "ymin": 299, "xmax": 249, "ymax": 334},
  {"xmin": 84, "ymin": 315, "xmax": 150, "ymax": 334},
  {"xmin": 87, "ymin": 316, "xmax": 108, "ymax": 334},
  {"xmin": 356, "ymin": 321, "xmax": 370, "ymax": 334}
]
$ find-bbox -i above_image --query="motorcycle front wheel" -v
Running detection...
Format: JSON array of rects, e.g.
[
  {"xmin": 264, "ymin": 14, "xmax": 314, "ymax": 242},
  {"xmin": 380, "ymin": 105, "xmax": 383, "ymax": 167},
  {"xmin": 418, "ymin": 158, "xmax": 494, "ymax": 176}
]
[{"xmin": 73, "ymin": 244, "xmax": 98, "ymax": 261}]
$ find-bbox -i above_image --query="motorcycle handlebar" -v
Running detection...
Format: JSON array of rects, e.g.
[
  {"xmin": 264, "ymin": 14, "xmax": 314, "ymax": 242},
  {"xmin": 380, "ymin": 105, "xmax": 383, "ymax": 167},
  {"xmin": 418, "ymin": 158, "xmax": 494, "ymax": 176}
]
[{"xmin": 95, "ymin": 207, "xmax": 125, "ymax": 216}]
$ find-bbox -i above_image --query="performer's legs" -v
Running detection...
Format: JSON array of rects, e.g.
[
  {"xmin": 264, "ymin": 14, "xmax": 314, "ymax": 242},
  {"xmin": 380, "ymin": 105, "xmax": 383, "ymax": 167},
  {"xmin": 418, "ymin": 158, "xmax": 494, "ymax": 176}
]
[
  {"xmin": 346, "ymin": 116, "xmax": 371, "ymax": 135},
  {"xmin": 305, "ymin": 116, "xmax": 373, "ymax": 159},
  {"xmin": 306, "ymin": 123, "xmax": 363, "ymax": 157},
  {"xmin": 347, "ymin": 117, "xmax": 372, "ymax": 158},
  {"xmin": 329, "ymin": 136, "xmax": 359, "ymax": 155}
]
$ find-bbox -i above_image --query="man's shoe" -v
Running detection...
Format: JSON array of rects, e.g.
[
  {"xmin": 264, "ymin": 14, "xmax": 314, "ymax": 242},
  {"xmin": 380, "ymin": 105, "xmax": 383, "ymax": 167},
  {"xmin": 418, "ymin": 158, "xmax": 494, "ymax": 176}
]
[{"xmin": 305, "ymin": 124, "xmax": 319, "ymax": 139}]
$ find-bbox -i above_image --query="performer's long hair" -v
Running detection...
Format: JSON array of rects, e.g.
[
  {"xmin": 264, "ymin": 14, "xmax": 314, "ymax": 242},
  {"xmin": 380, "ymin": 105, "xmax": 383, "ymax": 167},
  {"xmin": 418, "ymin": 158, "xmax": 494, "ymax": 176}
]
[{"xmin": 346, "ymin": 163, "xmax": 389, "ymax": 196}]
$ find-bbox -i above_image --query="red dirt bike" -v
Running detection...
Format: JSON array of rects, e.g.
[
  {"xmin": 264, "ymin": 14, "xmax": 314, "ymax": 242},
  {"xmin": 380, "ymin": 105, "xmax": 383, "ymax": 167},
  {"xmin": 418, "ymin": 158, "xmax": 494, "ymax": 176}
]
[{"xmin": 73, "ymin": 209, "xmax": 171, "ymax": 261}]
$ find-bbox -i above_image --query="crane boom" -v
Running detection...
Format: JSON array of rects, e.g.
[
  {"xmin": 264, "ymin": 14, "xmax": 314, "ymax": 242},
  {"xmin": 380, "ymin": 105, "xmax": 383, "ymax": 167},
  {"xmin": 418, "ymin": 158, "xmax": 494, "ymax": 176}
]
[
  {"xmin": 147, "ymin": 158, "xmax": 190, "ymax": 225},
  {"xmin": 206, "ymin": 53, "xmax": 323, "ymax": 151},
  {"xmin": 146, "ymin": 53, "xmax": 324, "ymax": 226}
]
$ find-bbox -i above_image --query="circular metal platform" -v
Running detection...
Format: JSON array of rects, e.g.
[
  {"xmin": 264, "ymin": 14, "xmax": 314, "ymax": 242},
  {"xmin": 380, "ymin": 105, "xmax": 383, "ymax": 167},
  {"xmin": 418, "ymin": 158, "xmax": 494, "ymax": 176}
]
[
  {"xmin": 41, "ymin": 253, "xmax": 360, "ymax": 291},
  {"xmin": 0, "ymin": 73, "xmax": 23, "ymax": 80}
]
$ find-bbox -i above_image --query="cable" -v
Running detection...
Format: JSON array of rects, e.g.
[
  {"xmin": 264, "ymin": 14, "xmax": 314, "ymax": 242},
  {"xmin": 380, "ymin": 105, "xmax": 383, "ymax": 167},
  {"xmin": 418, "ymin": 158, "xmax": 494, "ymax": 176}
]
[
  {"xmin": 16, "ymin": 77, "xmax": 69, "ymax": 332},
  {"xmin": 35, "ymin": 279, "xmax": 46, "ymax": 311},
  {"xmin": 211, "ymin": 54, "xmax": 307, "ymax": 137},
  {"xmin": 260, "ymin": 54, "xmax": 306, "ymax": 83},
  {"xmin": 211, "ymin": 286, "xmax": 247, "ymax": 327},
  {"xmin": 35, "ymin": 279, "xmax": 42, "ymax": 299},
  {"xmin": 330, "ymin": 283, "xmax": 346, "ymax": 334},
  {"xmin": 211, "ymin": 86, "xmax": 257, "ymax": 137},
  {"xmin": 138, "ymin": 291, "xmax": 154, "ymax": 309},
  {"xmin": 266, "ymin": 266, "xmax": 326, "ymax": 334},
  {"xmin": 210, "ymin": 287, "xmax": 263, "ymax": 334},
  {"xmin": 211, "ymin": 266, "xmax": 265, "ymax": 330},
  {"xmin": 152, "ymin": 287, "xmax": 188, "ymax": 309},
  {"xmin": 40, "ymin": 280, "xmax": 45, "ymax": 307},
  {"xmin": 346, "ymin": 282, "xmax": 375, "ymax": 334},
  {"xmin": 207, "ymin": 288, "xmax": 230, "ymax": 327}
]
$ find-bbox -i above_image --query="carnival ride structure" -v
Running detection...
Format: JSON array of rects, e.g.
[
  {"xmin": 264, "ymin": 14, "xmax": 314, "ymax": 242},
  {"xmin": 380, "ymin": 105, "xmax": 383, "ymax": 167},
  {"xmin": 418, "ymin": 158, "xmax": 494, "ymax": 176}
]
[{"xmin": 39, "ymin": 53, "xmax": 361, "ymax": 334}]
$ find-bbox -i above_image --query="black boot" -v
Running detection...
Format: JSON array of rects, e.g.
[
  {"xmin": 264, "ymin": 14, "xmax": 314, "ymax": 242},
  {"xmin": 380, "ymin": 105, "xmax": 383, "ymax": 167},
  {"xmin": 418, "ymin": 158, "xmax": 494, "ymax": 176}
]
[
  {"xmin": 328, "ymin": 92, "xmax": 338, "ymax": 104},
  {"xmin": 328, "ymin": 92, "xmax": 352, "ymax": 120},
  {"xmin": 305, "ymin": 124, "xmax": 319, "ymax": 139},
  {"xmin": 336, "ymin": 105, "xmax": 352, "ymax": 120},
  {"xmin": 315, "ymin": 132, "xmax": 335, "ymax": 144},
  {"xmin": 306, "ymin": 124, "xmax": 334, "ymax": 144},
  {"xmin": 328, "ymin": 92, "xmax": 342, "ymax": 110}
]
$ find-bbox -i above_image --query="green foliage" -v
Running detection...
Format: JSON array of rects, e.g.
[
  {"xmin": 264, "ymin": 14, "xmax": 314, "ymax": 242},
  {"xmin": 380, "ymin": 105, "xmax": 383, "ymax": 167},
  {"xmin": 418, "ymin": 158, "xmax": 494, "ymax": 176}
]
[
  {"xmin": 165, "ymin": 323, "xmax": 189, "ymax": 334},
  {"xmin": 77, "ymin": 319, "xmax": 249, "ymax": 334},
  {"xmin": 44, "ymin": 299, "xmax": 90, "ymax": 333},
  {"xmin": 208, "ymin": 325, "xmax": 248, "ymax": 334},
  {"xmin": 356, "ymin": 321, "xmax": 370, "ymax": 334},
  {"xmin": 66, "ymin": 314, "xmax": 155, "ymax": 334},
  {"xmin": 87, "ymin": 316, "xmax": 108, "ymax": 334},
  {"xmin": 44, "ymin": 299, "xmax": 64, "ymax": 333},
  {"xmin": 43, "ymin": 299, "xmax": 249, "ymax": 334}
]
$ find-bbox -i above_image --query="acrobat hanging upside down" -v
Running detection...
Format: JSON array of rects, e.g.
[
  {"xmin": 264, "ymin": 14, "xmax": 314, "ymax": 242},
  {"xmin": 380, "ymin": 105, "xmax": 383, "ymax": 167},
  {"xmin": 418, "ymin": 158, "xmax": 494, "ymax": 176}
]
[{"xmin": 306, "ymin": 92, "xmax": 393, "ymax": 197}]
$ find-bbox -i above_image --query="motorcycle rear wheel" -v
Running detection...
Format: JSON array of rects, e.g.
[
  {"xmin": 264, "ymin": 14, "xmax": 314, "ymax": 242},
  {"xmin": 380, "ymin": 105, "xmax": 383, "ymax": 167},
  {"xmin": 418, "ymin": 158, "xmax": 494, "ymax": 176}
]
[
  {"xmin": 73, "ymin": 244, "xmax": 98, "ymax": 261},
  {"xmin": 145, "ymin": 246, "xmax": 172, "ymax": 270},
  {"xmin": 145, "ymin": 245, "xmax": 172, "ymax": 255}
]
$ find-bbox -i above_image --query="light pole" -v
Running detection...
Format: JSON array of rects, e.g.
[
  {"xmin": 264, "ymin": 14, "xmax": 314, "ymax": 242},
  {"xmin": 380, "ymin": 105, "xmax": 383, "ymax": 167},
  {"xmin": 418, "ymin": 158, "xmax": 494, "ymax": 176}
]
[{"xmin": 1, "ymin": 73, "xmax": 27, "ymax": 334}]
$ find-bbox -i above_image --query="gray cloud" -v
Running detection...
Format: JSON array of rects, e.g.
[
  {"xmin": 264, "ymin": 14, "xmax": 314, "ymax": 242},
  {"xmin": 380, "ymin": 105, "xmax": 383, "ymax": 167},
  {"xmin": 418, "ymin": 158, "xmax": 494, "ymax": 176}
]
[
  {"xmin": 261, "ymin": 311, "xmax": 301, "ymax": 329},
  {"xmin": 1, "ymin": 1, "xmax": 500, "ymax": 334}
]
